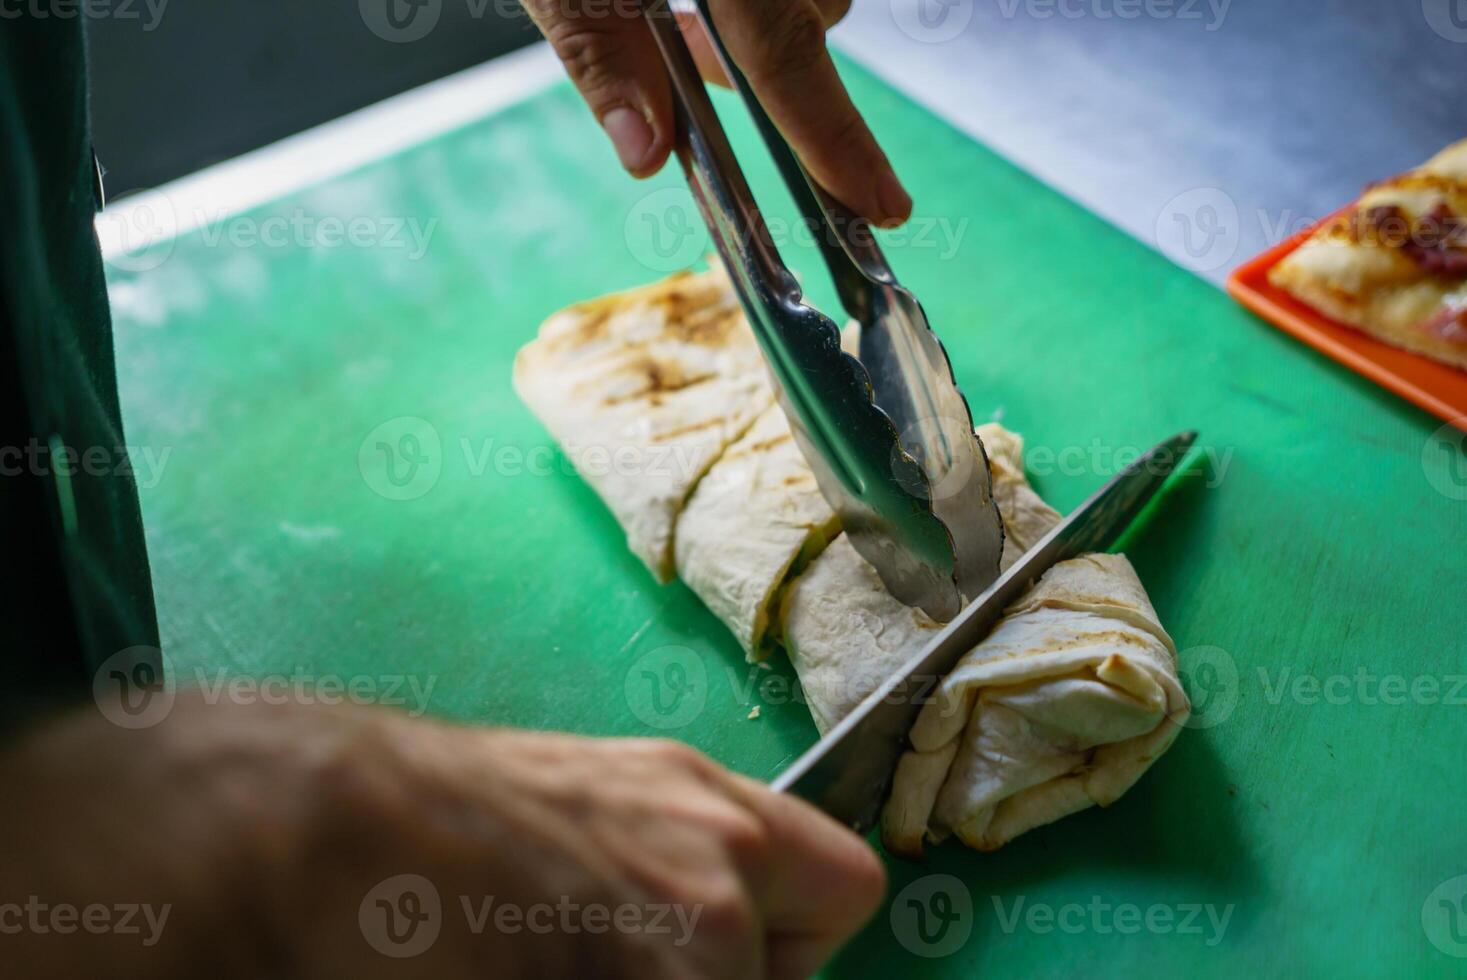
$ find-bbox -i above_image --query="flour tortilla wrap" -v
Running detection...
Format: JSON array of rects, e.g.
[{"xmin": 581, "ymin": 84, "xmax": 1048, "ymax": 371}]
[
  {"xmin": 674, "ymin": 403, "xmax": 840, "ymax": 659},
  {"xmin": 778, "ymin": 424, "xmax": 1187, "ymax": 854},
  {"xmin": 513, "ymin": 268, "xmax": 773, "ymax": 581},
  {"xmin": 882, "ymin": 553, "xmax": 1190, "ymax": 856}
]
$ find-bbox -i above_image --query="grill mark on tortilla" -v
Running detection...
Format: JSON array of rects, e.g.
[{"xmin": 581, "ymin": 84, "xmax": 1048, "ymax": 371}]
[
  {"xmin": 746, "ymin": 433, "xmax": 794, "ymax": 454},
  {"xmin": 653, "ymin": 417, "xmax": 725, "ymax": 441},
  {"xmin": 675, "ymin": 303, "xmax": 743, "ymax": 340},
  {"xmin": 521, "ymin": 267, "xmax": 782, "ymax": 584},
  {"xmin": 554, "ymin": 308, "xmax": 614, "ymax": 350},
  {"xmin": 969, "ymin": 628, "xmax": 1155, "ymax": 665},
  {"xmin": 542, "ymin": 271, "xmax": 746, "ymax": 354},
  {"xmin": 723, "ymin": 431, "xmax": 795, "ymax": 462},
  {"xmin": 602, "ymin": 362, "xmax": 720, "ymax": 406}
]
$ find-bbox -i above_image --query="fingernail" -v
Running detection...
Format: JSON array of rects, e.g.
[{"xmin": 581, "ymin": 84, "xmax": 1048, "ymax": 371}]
[
  {"xmin": 603, "ymin": 106, "xmax": 654, "ymax": 173},
  {"xmin": 876, "ymin": 168, "xmax": 913, "ymax": 227}
]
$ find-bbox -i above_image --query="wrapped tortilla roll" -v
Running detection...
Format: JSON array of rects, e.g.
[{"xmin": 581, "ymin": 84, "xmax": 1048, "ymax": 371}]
[
  {"xmin": 779, "ymin": 426, "xmax": 1187, "ymax": 854},
  {"xmin": 516, "ymin": 272, "xmax": 1187, "ymax": 855},
  {"xmin": 882, "ymin": 553, "xmax": 1189, "ymax": 855},
  {"xmin": 674, "ymin": 404, "xmax": 840, "ymax": 660},
  {"xmin": 514, "ymin": 268, "xmax": 773, "ymax": 582}
]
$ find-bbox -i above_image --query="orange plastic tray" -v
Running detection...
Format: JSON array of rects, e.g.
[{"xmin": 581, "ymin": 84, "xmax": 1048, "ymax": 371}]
[{"xmin": 1227, "ymin": 208, "xmax": 1467, "ymax": 433}]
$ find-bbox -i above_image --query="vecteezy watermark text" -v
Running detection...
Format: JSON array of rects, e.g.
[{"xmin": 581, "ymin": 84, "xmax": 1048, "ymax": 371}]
[
  {"xmin": 459, "ymin": 896, "xmax": 701, "ymax": 944},
  {"xmin": 98, "ymin": 195, "xmax": 439, "ymax": 273},
  {"xmin": 891, "ymin": 0, "xmax": 1231, "ymax": 44},
  {"xmin": 890, "ymin": 877, "xmax": 1234, "ymax": 958},
  {"xmin": 359, "ymin": 0, "xmax": 669, "ymax": 44},
  {"xmin": 991, "ymin": 895, "xmax": 1234, "ymax": 946},
  {"xmin": 995, "ymin": 0, "xmax": 1230, "ymax": 29},
  {"xmin": 192, "ymin": 209, "xmax": 437, "ymax": 260},
  {"xmin": 0, "ymin": 439, "xmax": 171, "ymax": 490},
  {"xmin": 92, "ymin": 647, "xmax": 440, "ymax": 729},
  {"xmin": 1024, "ymin": 438, "xmax": 1232, "ymax": 487},
  {"xmin": 1258, "ymin": 666, "xmax": 1467, "ymax": 708},
  {"xmin": 358, "ymin": 874, "xmax": 702, "ymax": 958},
  {"xmin": 0, "ymin": 897, "xmax": 170, "ymax": 947},
  {"xmin": 1179, "ymin": 644, "xmax": 1467, "ymax": 732},
  {"xmin": 623, "ymin": 645, "xmax": 962, "ymax": 731},
  {"xmin": 191, "ymin": 668, "xmax": 438, "ymax": 717},
  {"xmin": 0, "ymin": 0, "xmax": 169, "ymax": 30},
  {"xmin": 357, "ymin": 415, "xmax": 714, "ymax": 502},
  {"xmin": 624, "ymin": 185, "xmax": 969, "ymax": 273}
]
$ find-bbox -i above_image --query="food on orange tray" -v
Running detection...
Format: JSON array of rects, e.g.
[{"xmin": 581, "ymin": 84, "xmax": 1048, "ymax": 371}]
[{"xmin": 1269, "ymin": 138, "xmax": 1467, "ymax": 371}]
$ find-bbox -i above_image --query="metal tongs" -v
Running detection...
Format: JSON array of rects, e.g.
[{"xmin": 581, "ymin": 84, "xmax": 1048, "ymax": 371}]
[{"xmin": 642, "ymin": 0, "xmax": 1005, "ymax": 620}]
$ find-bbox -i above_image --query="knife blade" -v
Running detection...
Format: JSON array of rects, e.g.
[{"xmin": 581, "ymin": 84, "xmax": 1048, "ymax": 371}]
[{"xmin": 772, "ymin": 430, "xmax": 1198, "ymax": 832}]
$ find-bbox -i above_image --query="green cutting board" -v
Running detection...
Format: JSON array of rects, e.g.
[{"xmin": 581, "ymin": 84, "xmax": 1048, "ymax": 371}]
[{"xmin": 105, "ymin": 58, "xmax": 1467, "ymax": 977}]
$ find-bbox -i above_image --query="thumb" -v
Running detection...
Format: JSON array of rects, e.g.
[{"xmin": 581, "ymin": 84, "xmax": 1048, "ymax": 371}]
[{"xmin": 521, "ymin": 0, "xmax": 674, "ymax": 178}]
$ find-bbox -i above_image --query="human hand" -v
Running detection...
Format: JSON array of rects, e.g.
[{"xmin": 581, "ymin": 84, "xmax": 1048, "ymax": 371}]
[
  {"xmin": 520, "ymin": 0, "xmax": 913, "ymax": 227},
  {"xmin": 1, "ymin": 694, "xmax": 885, "ymax": 978}
]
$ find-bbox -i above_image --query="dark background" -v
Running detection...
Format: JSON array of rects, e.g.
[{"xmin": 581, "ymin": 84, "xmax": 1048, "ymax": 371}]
[
  {"xmin": 87, "ymin": 0, "xmax": 539, "ymax": 195},
  {"xmin": 86, "ymin": 0, "xmax": 1467, "ymax": 277}
]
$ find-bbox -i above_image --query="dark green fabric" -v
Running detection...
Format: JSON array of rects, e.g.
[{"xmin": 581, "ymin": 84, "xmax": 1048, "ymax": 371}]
[{"xmin": 0, "ymin": 17, "xmax": 160, "ymax": 720}]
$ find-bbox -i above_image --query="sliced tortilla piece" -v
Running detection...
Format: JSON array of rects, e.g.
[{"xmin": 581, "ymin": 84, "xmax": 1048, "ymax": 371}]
[
  {"xmin": 884, "ymin": 553, "xmax": 1189, "ymax": 855},
  {"xmin": 780, "ymin": 534, "xmax": 947, "ymax": 735},
  {"xmin": 977, "ymin": 422, "xmax": 1061, "ymax": 569},
  {"xmin": 514, "ymin": 268, "xmax": 774, "ymax": 582},
  {"xmin": 674, "ymin": 403, "xmax": 840, "ymax": 660},
  {"xmin": 780, "ymin": 423, "xmax": 1055, "ymax": 735}
]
